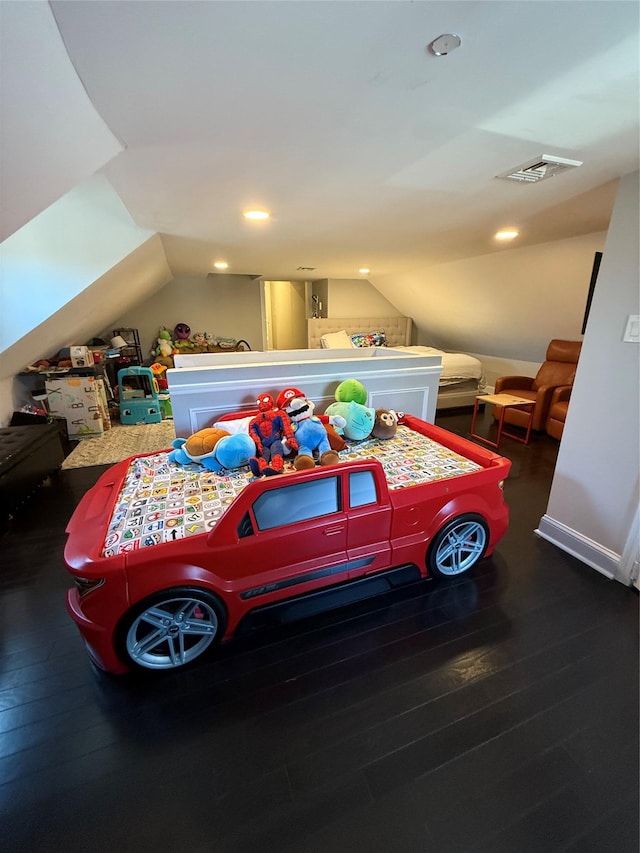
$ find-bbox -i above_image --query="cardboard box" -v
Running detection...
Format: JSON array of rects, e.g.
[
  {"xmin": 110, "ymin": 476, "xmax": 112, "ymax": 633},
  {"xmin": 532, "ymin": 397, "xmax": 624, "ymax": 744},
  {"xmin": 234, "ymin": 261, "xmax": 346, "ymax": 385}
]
[
  {"xmin": 70, "ymin": 346, "xmax": 92, "ymax": 368},
  {"xmin": 45, "ymin": 376, "xmax": 110, "ymax": 438}
]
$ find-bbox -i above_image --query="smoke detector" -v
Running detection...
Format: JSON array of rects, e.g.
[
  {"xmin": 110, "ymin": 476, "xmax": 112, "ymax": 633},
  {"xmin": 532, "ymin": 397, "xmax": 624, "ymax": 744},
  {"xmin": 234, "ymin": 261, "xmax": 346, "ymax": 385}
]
[
  {"xmin": 428, "ymin": 34, "xmax": 462, "ymax": 56},
  {"xmin": 496, "ymin": 154, "xmax": 583, "ymax": 183}
]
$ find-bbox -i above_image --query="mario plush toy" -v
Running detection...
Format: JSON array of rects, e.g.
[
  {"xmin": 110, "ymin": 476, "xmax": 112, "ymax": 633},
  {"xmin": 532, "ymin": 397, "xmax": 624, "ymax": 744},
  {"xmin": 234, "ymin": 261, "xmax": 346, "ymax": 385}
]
[
  {"xmin": 281, "ymin": 392, "xmax": 340, "ymax": 471},
  {"xmin": 248, "ymin": 392, "xmax": 297, "ymax": 476}
]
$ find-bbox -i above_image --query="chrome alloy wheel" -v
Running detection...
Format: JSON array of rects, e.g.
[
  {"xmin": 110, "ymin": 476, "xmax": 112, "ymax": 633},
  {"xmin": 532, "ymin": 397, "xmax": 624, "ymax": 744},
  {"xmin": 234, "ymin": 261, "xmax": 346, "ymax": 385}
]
[
  {"xmin": 125, "ymin": 595, "xmax": 220, "ymax": 670},
  {"xmin": 431, "ymin": 517, "xmax": 488, "ymax": 576}
]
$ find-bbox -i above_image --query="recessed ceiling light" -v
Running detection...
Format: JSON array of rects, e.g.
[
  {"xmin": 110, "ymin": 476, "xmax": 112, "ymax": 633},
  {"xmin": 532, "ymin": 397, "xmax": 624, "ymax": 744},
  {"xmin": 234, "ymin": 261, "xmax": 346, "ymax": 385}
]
[
  {"xmin": 213, "ymin": 261, "xmax": 229, "ymax": 270},
  {"xmin": 495, "ymin": 229, "xmax": 519, "ymax": 241},
  {"xmin": 243, "ymin": 209, "xmax": 270, "ymax": 220},
  {"xmin": 359, "ymin": 267, "xmax": 371, "ymax": 274}
]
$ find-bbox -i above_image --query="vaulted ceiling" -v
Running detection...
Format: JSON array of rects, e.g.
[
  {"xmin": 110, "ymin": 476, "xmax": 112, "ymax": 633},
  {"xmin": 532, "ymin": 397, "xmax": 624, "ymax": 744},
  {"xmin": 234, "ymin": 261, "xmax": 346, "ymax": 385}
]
[{"xmin": 9, "ymin": 1, "xmax": 640, "ymax": 280}]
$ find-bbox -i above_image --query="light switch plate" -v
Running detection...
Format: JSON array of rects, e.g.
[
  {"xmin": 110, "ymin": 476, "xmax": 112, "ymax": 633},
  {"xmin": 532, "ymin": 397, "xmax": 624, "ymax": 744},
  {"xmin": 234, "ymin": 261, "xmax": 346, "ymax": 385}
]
[{"xmin": 623, "ymin": 314, "xmax": 640, "ymax": 342}]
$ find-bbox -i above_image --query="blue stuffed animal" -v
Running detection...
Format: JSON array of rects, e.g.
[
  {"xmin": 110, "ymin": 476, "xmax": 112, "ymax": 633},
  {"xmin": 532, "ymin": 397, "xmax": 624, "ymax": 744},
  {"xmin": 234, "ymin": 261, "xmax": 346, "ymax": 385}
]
[
  {"xmin": 168, "ymin": 429, "xmax": 255, "ymax": 472},
  {"xmin": 285, "ymin": 394, "xmax": 340, "ymax": 470},
  {"xmin": 168, "ymin": 427, "xmax": 229, "ymax": 470},
  {"xmin": 213, "ymin": 433, "xmax": 256, "ymax": 471}
]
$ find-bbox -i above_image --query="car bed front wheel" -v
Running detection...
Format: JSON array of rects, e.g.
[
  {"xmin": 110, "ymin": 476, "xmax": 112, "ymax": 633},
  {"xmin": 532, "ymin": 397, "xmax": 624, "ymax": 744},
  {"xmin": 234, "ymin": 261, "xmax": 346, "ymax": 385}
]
[
  {"xmin": 118, "ymin": 587, "xmax": 226, "ymax": 671},
  {"xmin": 427, "ymin": 514, "xmax": 489, "ymax": 578}
]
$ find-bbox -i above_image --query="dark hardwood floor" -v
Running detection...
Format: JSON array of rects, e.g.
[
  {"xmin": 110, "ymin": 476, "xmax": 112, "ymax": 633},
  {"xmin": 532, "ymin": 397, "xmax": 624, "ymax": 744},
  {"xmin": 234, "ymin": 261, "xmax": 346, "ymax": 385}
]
[{"xmin": 1, "ymin": 408, "xmax": 637, "ymax": 853}]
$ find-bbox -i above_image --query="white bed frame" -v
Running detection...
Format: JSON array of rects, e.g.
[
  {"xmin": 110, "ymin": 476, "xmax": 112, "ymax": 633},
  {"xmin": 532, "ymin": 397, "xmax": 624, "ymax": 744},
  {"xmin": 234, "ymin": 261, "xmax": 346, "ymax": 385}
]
[
  {"xmin": 168, "ymin": 348, "xmax": 442, "ymax": 438},
  {"xmin": 307, "ymin": 316, "xmax": 481, "ymax": 410}
]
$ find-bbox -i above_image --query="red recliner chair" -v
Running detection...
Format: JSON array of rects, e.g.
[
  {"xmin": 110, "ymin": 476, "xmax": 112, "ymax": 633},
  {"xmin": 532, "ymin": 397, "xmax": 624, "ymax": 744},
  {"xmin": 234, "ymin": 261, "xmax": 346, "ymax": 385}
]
[{"xmin": 493, "ymin": 339, "xmax": 582, "ymax": 432}]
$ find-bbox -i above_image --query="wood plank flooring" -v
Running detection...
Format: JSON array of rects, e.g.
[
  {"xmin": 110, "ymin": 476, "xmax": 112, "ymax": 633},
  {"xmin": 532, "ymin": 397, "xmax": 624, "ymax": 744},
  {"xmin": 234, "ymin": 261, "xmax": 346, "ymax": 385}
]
[{"xmin": 1, "ymin": 409, "xmax": 637, "ymax": 853}]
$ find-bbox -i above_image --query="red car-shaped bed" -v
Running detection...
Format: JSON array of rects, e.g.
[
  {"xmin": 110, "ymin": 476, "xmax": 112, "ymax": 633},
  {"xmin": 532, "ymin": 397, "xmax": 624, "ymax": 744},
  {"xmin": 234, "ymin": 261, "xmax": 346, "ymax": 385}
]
[{"xmin": 64, "ymin": 414, "xmax": 511, "ymax": 675}]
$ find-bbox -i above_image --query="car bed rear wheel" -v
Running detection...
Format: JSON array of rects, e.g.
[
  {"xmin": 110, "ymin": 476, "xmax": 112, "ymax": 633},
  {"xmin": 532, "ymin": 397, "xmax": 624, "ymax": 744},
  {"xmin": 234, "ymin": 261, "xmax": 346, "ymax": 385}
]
[
  {"xmin": 118, "ymin": 587, "xmax": 226, "ymax": 671},
  {"xmin": 427, "ymin": 514, "xmax": 489, "ymax": 578}
]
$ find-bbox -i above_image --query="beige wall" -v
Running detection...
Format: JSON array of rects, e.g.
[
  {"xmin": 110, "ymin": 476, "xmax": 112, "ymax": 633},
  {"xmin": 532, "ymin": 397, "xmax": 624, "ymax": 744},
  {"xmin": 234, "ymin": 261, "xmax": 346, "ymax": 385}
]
[
  {"xmin": 108, "ymin": 274, "xmax": 265, "ymax": 363},
  {"xmin": 266, "ymin": 281, "xmax": 308, "ymax": 350},
  {"xmin": 315, "ymin": 279, "xmax": 402, "ymax": 319},
  {"xmin": 372, "ymin": 232, "xmax": 607, "ymax": 363},
  {"xmin": 0, "ymin": 227, "xmax": 620, "ymax": 429}
]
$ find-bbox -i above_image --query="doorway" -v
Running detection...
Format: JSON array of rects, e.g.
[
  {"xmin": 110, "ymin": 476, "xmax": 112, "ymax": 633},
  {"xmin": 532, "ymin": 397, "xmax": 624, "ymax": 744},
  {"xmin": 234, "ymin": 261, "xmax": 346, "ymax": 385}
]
[{"xmin": 263, "ymin": 281, "xmax": 310, "ymax": 350}]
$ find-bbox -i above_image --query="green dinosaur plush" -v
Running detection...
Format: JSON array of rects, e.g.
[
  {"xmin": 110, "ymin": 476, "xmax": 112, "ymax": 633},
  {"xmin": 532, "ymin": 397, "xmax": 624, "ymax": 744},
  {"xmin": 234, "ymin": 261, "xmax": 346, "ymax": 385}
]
[
  {"xmin": 324, "ymin": 400, "xmax": 375, "ymax": 441},
  {"xmin": 334, "ymin": 378, "xmax": 367, "ymax": 405}
]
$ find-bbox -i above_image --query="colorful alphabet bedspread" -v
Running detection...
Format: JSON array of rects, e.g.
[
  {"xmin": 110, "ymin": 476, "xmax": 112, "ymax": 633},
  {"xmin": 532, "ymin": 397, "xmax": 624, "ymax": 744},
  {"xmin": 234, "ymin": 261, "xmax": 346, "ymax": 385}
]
[{"xmin": 102, "ymin": 426, "xmax": 481, "ymax": 556}]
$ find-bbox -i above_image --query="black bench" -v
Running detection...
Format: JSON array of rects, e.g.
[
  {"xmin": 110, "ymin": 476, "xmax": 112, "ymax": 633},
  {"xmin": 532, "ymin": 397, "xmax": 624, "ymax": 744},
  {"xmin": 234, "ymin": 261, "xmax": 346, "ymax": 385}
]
[{"xmin": 0, "ymin": 424, "xmax": 66, "ymax": 519}]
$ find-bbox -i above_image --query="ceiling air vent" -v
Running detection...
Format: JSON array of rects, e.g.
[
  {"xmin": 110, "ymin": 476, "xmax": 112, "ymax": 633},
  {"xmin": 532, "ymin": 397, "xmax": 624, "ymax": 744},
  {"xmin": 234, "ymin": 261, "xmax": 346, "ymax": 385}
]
[{"xmin": 496, "ymin": 154, "xmax": 583, "ymax": 184}]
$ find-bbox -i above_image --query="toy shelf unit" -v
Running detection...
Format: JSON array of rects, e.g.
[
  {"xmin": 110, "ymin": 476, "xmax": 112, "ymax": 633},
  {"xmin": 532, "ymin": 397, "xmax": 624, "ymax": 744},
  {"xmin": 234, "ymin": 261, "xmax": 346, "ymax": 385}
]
[
  {"xmin": 112, "ymin": 328, "xmax": 143, "ymax": 366},
  {"xmin": 117, "ymin": 366, "xmax": 162, "ymax": 425}
]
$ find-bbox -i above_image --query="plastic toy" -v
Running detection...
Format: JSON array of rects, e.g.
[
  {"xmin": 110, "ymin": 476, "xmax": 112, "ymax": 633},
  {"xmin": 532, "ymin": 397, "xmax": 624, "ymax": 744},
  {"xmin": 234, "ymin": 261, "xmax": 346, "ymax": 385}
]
[{"xmin": 118, "ymin": 366, "xmax": 162, "ymax": 425}]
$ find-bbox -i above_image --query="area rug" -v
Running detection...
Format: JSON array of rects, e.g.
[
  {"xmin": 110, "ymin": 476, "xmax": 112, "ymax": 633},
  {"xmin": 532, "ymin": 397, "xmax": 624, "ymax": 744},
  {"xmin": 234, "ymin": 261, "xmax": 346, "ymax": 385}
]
[{"xmin": 61, "ymin": 420, "xmax": 177, "ymax": 469}]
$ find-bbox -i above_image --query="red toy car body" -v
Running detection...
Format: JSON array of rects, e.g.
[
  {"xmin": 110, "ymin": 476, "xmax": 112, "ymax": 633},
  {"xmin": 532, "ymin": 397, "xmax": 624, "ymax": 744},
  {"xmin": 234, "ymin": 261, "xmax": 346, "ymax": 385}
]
[{"xmin": 64, "ymin": 414, "xmax": 511, "ymax": 674}]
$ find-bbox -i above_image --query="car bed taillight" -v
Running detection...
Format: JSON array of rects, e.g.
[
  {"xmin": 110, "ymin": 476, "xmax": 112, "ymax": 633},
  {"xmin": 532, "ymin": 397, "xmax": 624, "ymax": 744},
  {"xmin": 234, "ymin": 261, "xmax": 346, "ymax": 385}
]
[{"xmin": 74, "ymin": 577, "xmax": 105, "ymax": 597}]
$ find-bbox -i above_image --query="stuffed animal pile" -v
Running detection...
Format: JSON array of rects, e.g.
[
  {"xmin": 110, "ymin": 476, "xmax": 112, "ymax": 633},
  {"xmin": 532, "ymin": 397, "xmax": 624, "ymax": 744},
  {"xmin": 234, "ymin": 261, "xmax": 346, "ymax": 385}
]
[
  {"xmin": 325, "ymin": 379, "xmax": 398, "ymax": 442},
  {"xmin": 150, "ymin": 324, "xmax": 249, "ymax": 367},
  {"xmin": 168, "ymin": 378, "xmax": 399, "ymax": 477}
]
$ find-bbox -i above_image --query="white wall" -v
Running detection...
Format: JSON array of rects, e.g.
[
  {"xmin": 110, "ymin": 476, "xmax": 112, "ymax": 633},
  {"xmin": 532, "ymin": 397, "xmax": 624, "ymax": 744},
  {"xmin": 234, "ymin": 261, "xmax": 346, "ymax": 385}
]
[
  {"xmin": 0, "ymin": 174, "xmax": 155, "ymax": 353},
  {"xmin": 0, "ymin": 1, "xmax": 122, "ymax": 240},
  {"xmin": 372, "ymin": 232, "xmax": 607, "ymax": 362},
  {"xmin": 109, "ymin": 274, "xmax": 265, "ymax": 362},
  {"xmin": 537, "ymin": 171, "xmax": 640, "ymax": 582}
]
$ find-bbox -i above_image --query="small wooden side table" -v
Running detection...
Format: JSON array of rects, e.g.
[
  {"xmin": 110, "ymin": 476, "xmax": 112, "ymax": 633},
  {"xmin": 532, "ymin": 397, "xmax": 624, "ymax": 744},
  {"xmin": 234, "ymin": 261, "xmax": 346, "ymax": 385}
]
[{"xmin": 470, "ymin": 393, "xmax": 535, "ymax": 448}]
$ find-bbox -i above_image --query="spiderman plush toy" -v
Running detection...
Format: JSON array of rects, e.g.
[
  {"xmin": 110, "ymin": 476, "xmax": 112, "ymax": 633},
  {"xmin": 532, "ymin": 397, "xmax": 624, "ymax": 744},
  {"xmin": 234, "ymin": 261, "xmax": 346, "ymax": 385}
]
[{"xmin": 248, "ymin": 393, "xmax": 298, "ymax": 476}]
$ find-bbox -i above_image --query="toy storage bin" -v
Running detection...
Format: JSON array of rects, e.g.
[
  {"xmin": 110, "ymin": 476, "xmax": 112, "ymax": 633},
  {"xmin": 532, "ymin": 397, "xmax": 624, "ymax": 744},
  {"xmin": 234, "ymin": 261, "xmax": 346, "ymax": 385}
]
[
  {"xmin": 118, "ymin": 366, "xmax": 162, "ymax": 425},
  {"xmin": 45, "ymin": 376, "xmax": 110, "ymax": 439}
]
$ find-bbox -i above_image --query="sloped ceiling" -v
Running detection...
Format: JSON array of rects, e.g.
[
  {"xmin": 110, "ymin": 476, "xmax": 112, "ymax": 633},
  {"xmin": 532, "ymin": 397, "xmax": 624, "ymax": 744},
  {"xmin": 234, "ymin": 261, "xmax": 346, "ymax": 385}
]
[{"xmin": 45, "ymin": 0, "xmax": 638, "ymax": 281}]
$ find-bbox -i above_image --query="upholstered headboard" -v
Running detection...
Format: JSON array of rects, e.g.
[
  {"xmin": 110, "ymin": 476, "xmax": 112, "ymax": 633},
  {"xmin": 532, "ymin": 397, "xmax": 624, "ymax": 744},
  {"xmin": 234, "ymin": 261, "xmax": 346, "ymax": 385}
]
[{"xmin": 307, "ymin": 316, "xmax": 412, "ymax": 349}]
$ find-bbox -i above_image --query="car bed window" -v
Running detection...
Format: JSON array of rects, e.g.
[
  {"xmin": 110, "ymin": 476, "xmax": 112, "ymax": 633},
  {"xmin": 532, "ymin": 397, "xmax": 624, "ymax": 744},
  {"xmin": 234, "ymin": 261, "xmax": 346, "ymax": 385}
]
[
  {"xmin": 253, "ymin": 476, "xmax": 340, "ymax": 531},
  {"xmin": 348, "ymin": 470, "xmax": 377, "ymax": 508}
]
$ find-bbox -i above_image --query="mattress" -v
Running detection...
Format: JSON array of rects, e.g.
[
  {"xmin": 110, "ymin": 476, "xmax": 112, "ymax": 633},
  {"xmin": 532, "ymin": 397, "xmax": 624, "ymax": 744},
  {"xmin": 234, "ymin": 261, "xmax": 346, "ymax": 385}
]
[{"xmin": 391, "ymin": 346, "xmax": 484, "ymax": 384}]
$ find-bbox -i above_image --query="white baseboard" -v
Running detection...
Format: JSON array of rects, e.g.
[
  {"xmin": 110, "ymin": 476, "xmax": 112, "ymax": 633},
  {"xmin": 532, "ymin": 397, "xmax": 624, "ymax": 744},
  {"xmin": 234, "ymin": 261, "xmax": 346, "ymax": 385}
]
[{"xmin": 535, "ymin": 515, "xmax": 620, "ymax": 581}]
